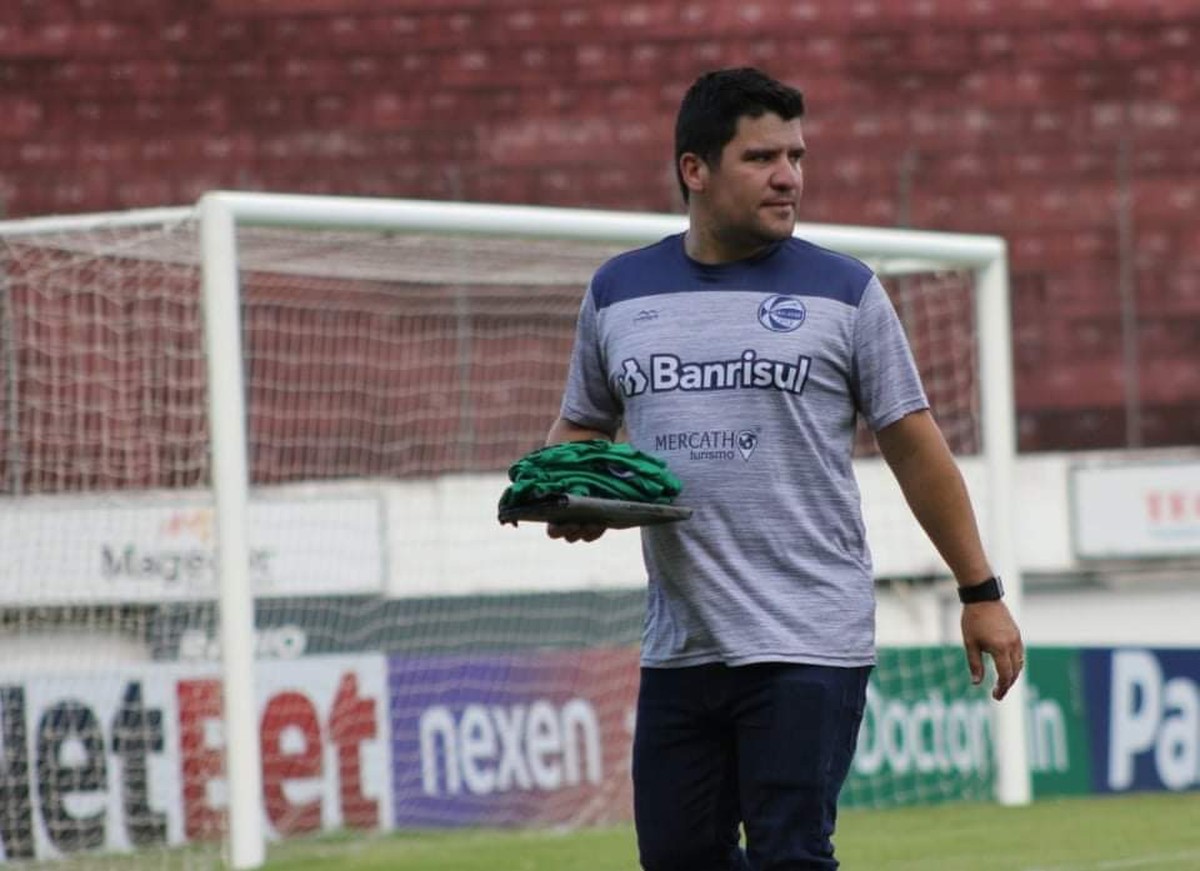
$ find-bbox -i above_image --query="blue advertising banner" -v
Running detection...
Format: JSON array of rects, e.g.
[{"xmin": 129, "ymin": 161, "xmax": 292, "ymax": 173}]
[
  {"xmin": 1082, "ymin": 648, "xmax": 1200, "ymax": 794},
  {"xmin": 388, "ymin": 648, "xmax": 639, "ymax": 828}
]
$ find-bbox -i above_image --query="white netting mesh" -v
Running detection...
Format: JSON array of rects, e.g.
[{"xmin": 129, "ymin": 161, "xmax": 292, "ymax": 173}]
[{"xmin": 2, "ymin": 223, "xmax": 981, "ymax": 491}]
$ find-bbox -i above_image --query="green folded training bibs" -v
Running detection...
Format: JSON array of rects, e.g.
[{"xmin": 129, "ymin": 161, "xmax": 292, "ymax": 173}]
[{"xmin": 499, "ymin": 440, "xmax": 683, "ymax": 509}]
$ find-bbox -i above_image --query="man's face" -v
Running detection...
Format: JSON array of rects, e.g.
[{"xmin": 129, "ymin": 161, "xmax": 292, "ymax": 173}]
[{"xmin": 694, "ymin": 112, "xmax": 806, "ymax": 251}]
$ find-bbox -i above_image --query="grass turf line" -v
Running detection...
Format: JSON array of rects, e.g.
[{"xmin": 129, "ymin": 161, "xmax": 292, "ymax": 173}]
[{"xmin": 255, "ymin": 793, "xmax": 1199, "ymax": 871}]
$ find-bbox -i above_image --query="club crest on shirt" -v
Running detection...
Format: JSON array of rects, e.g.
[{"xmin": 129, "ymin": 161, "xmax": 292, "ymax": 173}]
[{"xmin": 757, "ymin": 294, "xmax": 807, "ymax": 332}]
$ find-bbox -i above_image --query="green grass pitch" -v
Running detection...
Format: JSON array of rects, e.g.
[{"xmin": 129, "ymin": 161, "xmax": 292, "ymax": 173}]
[
  {"xmin": 28, "ymin": 793, "xmax": 1197, "ymax": 870},
  {"xmin": 254, "ymin": 793, "xmax": 1199, "ymax": 871}
]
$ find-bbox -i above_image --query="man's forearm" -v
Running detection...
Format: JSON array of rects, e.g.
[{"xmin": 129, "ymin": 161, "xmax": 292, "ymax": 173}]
[
  {"xmin": 878, "ymin": 412, "xmax": 992, "ymax": 585},
  {"xmin": 899, "ymin": 457, "xmax": 992, "ymax": 584}
]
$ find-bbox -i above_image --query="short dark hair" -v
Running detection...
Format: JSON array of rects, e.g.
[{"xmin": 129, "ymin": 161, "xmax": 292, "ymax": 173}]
[{"xmin": 674, "ymin": 67, "xmax": 806, "ymax": 202}]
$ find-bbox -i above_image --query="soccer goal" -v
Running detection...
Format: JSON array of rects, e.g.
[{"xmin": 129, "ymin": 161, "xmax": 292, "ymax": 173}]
[{"xmin": 0, "ymin": 193, "xmax": 1028, "ymax": 869}]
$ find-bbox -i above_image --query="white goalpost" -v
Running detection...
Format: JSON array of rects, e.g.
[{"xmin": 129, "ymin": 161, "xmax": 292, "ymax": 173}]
[
  {"xmin": 200, "ymin": 192, "xmax": 1030, "ymax": 867},
  {"xmin": 0, "ymin": 192, "xmax": 1029, "ymax": 870}
]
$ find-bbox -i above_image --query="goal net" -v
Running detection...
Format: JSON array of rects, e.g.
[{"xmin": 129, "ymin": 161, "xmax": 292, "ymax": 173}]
[{"xmin": 0, "ymin": 194, "xmax": 1024, "ymax": 868}]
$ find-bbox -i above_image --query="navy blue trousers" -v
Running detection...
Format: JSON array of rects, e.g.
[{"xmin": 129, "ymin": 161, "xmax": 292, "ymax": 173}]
[{"xmin": 632, "ymin": 663, "xmax": 871, "ymax": 871}]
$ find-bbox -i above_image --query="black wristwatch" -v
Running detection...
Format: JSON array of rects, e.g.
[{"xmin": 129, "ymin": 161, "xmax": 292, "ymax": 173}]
[{"xmin": 957, "ymin": 575, "xmax": 1004, "ymax": 604}]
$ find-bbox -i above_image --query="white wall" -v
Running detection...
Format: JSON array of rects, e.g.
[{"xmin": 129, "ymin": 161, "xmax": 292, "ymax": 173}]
[
  {"xmin": 0, "ymin": 631, "xmax": 152, "ymax": 674},
  {"xmin": 387, "ymin": 448, "xmax": 1200, "ymax": 647},
  {"xmin": 4, "ymin": 448, "xmax": 1194, "ymax": 659}
]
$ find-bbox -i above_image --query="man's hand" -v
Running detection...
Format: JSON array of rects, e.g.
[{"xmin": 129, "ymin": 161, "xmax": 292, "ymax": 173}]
[
  {"xmin": 961, "ymin": 601, "xmax": 1024, "ymax": 701},
  {"xmin": 541, "ymin": 417, "xmax": 616, "ymax": 543},
  {"xmin": 547, "ymin": 522, "xmax": 607, "ymax": 543}
]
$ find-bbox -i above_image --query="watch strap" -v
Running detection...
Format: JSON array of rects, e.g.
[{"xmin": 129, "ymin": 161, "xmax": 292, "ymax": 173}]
[{"xmin": 958, "ymin": 575, "xmax": 1004, "ymax": 604}]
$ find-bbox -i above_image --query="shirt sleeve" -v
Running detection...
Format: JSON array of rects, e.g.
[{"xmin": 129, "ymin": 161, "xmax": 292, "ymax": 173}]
[
  {"xmin": 852, "ymin": 275, "xmax": 929, "ymax": 432},
  {"xmin": 559, "ymin": 281, "xmax": 623, "ymax": 433}
]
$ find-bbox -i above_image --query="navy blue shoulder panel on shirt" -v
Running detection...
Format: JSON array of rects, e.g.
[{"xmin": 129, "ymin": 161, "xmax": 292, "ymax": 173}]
[
  {"xmin": 590, "ymin": 234, "xmax": 875, "ymax": 311},
  {"xmin": 589, "ymin": 237, "xmax": 683, "ymax": 311}
]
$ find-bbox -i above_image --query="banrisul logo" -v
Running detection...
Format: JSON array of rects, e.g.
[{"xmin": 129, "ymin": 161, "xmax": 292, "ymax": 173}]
[
  {"xmin": 616, "ymin": 350, "xmax": 811, "ymax": 398},
  {"xmin": 758, "ymin": 294, "xmax": 807, "ymax": 332}
]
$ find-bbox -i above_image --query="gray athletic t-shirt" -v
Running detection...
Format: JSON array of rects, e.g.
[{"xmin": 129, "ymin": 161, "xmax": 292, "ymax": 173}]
[{"xmin": 560, "ymin": 234, "xmax": 928, "ymax": 668}]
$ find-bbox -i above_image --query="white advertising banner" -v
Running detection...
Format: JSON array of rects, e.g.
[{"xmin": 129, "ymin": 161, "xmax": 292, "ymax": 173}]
[
  {"xmin": 0, "ymin": 654, "xmax": 392, "ymax": 863},
  {"xmin": 0, "ymin": 496, "xmax": 384, "ymax": 605},
  {"xmin": 1070, "ymin": 461, "xmax": 1200, "ymax": 559}
]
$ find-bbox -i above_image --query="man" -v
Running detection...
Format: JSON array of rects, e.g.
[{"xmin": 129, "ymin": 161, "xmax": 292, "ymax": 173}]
[{"xmin": 545, "ymin": 67, "xmax": 1023, "ymax": 870}]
